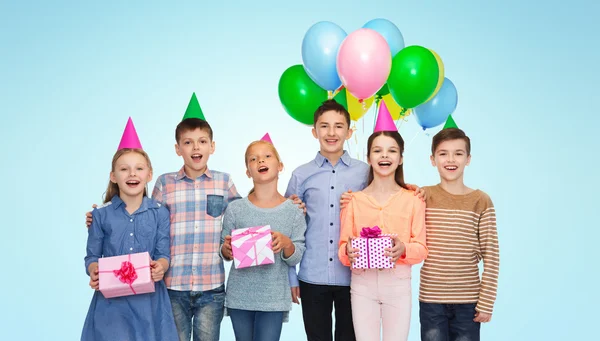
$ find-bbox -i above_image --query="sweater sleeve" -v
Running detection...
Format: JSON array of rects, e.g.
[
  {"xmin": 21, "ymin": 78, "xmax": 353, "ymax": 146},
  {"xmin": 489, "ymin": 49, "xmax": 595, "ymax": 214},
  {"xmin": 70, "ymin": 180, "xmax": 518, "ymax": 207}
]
[
  {"xmin": 476, "ymin": 196, "xmax": 500, "ymax": 314},
  {"xmin": 281, "ymin": 207, "xmax": 306, "ymax": 266},
  {"xmin": 338, "ymin": 198, "xmax": 355, "ymax": 267},
  {"xmin": 398, "ymin": 197, "xmax": 428, "ymax": 265}
]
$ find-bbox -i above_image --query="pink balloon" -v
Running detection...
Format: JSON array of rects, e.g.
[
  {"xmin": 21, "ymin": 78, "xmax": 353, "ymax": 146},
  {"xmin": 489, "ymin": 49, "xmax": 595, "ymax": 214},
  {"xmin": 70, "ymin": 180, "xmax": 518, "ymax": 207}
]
[{"xmin": 336, "ymin": 28, "xmax": 392, "ymax": 100}]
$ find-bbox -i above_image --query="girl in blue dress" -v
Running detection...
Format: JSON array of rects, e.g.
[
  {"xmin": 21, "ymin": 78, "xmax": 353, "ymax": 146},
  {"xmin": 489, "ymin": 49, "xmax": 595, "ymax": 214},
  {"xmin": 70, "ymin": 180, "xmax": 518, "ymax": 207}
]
[{"xmin": 81, "ymin": 146, "xmax": 178, "ymax": 341}]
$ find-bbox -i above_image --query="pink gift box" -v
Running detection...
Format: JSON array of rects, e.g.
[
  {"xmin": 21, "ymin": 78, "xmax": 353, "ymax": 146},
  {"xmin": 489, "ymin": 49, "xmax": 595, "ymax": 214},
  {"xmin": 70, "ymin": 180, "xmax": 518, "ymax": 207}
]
[
  {"xmin": 231, "ymin": 225, "xmax": 275, "ymax": 269},
  {"xmin": 98, "ymin": 252, "xmax": 155, "ymax": 298},
  {"xmin": 351, "ymin": 226, "xmax": 394, "ymax": 269}
]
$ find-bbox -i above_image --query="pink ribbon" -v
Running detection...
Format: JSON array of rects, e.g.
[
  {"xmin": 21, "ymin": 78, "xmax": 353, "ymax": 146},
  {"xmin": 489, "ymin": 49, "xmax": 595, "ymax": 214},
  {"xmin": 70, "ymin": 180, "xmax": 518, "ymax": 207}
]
[
  {"xmin": 99, "ymin": 253, "xmax": 150, "ymax": 294},
  {"xmin": 360, "ymin": 226, "xmax": 382, "ymax": 238}
]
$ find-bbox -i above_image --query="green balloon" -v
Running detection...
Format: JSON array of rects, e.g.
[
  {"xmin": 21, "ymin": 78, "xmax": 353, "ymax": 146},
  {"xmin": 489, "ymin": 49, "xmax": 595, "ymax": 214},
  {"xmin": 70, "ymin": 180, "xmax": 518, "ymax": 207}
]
[
  {"xmin": 376, "ymin": 83, "xmax": 390, "ymax": 97},
  {"xmin": 387, "ymin": 46, "xmax": 439, "ymax": 109},
  {"xmin": 278, "ymin": 65, "xmax": 328, "ymax": 125},
  {"xmin": 333, "ymin": 89, "xmax": 348, "ymax": 110}
]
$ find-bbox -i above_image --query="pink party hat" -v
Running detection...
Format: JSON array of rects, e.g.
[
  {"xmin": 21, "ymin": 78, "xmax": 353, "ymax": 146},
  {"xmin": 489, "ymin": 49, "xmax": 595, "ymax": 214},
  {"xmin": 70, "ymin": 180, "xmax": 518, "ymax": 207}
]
[
  {"xmin": 117, "ymin": 117, "xmax": 143, "ymax": 150},
  {"xmin": 374, "ymin": 100, "xmax": 397, "ymax": 132},
  {"xmin": 260, "ymin": 133, "xmax": 273, "ymax": 144}
]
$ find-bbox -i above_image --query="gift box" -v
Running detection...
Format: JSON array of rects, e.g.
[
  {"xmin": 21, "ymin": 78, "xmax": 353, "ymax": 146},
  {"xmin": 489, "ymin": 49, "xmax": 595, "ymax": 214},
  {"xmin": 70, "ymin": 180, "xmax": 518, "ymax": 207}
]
[
  {"xmin": 231, "ymin": 225, "xmax": 275, "ymax": 269},
  {"xmin": 351, "ymin": 226, "xmax": 394, "ymax": 269},
  {"xmin": 98, "ymin": 251, "xmax": 155, "ymax": 298}
]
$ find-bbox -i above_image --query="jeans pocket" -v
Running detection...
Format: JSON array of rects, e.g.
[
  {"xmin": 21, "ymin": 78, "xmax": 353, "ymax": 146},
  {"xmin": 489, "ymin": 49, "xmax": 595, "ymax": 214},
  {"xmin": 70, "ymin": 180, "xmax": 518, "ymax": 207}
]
[{"xmin": 206, "ymin": 195, "xmax": 224, "ymax": 218}]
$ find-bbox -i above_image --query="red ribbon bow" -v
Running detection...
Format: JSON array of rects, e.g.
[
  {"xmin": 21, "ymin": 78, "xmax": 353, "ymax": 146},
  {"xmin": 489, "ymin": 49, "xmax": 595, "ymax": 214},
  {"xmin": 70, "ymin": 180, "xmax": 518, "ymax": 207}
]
[
  {"xmin": 360, "ymin": 226, "xmax": 382, "ymax": 238},
  {"xmin": 113, "ymin": 261, "xmax": 138, "ymax": 285}
]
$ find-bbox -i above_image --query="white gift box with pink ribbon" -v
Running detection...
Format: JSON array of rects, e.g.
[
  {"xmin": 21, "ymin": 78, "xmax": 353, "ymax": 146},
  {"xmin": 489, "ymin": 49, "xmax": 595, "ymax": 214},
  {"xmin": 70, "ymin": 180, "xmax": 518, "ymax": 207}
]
[{"xmin": 231, "ymin": 225, "xmax": 275, "ymax": 269}]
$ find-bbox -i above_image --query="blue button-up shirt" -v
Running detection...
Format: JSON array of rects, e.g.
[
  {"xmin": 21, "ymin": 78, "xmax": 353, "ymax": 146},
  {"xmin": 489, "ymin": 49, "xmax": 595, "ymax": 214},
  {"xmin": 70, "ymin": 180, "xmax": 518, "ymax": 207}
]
[
  {"xmin": 85, "ymin": 195, "xmax": 171, "ymax": 274},
  {"xmin": 286, "ymin": 151, "xmax": 369, "ymax": 286}
]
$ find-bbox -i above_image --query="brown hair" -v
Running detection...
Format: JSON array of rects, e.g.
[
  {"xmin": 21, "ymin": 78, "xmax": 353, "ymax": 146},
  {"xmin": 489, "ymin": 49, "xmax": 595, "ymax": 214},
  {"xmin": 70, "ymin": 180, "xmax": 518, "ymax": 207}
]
[
  {"xmin": 104, "ymin": 148, "xmax": 153, "ymax": 203},
  {"xmin": 244, "ymin": 140, "xmax": 282, "ymax": 195},
  {"xmin": 175, "ymin": 118, "xmax": 213, "ymax": 143},
  {"xmin": 366, "ymin": 131, "xmax": 408, "ymax": 189},
  {"xmin": 431, "ymin": 128, "xmax": 471, "ymax": 155},
  {"xmin": 313, "ymin": 99, "xmax": 351, "ymax": 128}
]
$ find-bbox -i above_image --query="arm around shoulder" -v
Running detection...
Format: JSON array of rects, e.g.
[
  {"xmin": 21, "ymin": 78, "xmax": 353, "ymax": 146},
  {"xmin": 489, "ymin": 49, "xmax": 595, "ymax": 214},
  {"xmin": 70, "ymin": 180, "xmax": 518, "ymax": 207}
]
[
  {"xmin": 153, "ymin": 205, "xmax": 171, "ymax": 263},
  {"xmin": 397, "ymin": 197, "xmax": 428, "ymax": 265},
  {"xmin": 85, "ymin": 209, "xmax": 104, "ymax": 275}
]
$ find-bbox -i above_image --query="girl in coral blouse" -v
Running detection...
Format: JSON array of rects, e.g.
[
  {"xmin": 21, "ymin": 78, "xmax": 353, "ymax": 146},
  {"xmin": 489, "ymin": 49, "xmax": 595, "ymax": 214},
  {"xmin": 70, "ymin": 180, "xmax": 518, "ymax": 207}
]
[{"xmin": 338, "ymin": 120, "xmax": 428, "ymax": 341}]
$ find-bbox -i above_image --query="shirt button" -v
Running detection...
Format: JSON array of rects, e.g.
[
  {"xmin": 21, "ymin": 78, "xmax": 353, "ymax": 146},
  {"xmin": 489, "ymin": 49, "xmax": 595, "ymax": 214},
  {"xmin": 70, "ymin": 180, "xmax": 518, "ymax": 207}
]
[
  {"xmin": 330, "ymin": 222, "xmax": 333, "ymax": 226},
  {"xmin": 130, "ymin": 233, "xmax": 134, "ymax": 236},
  {"xmin": 329, "ymin": 258, "xmax": 333, "ymax": 261},
  {"xmin": 330, "ymin": 240, "xmax": 333, "ymax": 244},
  {"xmin": 195, "ymin": 224, "xmax": 199, "ymax": 229},
  {"xmin": 192, "ymin": 268, "xmax": 196, "ymax": 272},
  {"xmin": 330, "ymin": 204, "xmax": 334, "ymax": 208},
  {"xmin": 331, "ymin": 186, "xmax": 334, "ymax": 189},
  {"xmin": 332, "ymin": 170, "xmax": 335, "ymax": 173},
  {"xmin": 130, "ymin": 219, "xmax": 133, "ymax": 222},
  {"xmin": 129, "ymin": 247, "xmax": 133, "ymax": 251}
]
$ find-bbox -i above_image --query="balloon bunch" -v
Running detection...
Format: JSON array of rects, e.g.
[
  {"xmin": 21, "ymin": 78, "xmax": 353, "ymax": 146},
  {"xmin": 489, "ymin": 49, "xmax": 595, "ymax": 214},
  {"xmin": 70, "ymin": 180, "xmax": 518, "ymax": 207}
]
[{"xmin": 278, "ymin": 19, "xmax": 460, "ymax": 157}]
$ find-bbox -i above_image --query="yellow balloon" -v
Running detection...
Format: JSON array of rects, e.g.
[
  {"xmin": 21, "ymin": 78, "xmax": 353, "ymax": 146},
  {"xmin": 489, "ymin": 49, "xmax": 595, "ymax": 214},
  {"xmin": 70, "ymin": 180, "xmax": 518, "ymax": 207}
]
[
  {"xmin": 426, "ymin": 49, "xmax": 445, "ymax": 102},
  {"xmin": 381, "ymin": 94, "xmax": 409, "ymax": 120},
  {"xmin": 348, "ymin": 92, "xmax": 374, "ymax": 121}
]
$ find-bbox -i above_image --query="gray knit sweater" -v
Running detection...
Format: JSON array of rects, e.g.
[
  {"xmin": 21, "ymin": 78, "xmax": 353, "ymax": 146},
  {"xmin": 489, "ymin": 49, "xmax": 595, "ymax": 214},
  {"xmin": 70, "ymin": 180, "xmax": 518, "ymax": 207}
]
[{"xmin": 220, "ymin": 197, "xmax": 306, "ymax": 322}]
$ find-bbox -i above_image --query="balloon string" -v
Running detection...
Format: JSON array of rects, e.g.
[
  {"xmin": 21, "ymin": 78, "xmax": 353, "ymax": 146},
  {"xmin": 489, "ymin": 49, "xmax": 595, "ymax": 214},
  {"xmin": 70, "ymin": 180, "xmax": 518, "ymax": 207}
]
[{"xmin": 408, "ymin": 129, "xmax": 422, "ymax": 148}]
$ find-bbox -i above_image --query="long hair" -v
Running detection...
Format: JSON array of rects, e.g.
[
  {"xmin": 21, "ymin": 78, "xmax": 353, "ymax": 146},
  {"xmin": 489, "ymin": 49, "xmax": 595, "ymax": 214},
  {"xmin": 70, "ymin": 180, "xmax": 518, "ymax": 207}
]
[
  {"xmin": 244, "ymin": 140, "xmax": 282, "ymax": 195},
  {"xmin": 366, "ymin": 131, "xmax": 408, "ymax": 189},
  {"xmin": 103, "ymin": 148, "xmax": 153, "ymax": 203}
]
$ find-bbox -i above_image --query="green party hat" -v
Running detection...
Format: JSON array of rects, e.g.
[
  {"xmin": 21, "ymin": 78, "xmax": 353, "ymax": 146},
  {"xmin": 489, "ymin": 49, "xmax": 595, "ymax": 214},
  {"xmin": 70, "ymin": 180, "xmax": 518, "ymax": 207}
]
[
  {"xmin": 182, "ymin": 92, "xmax": 206, "ymax": 121},
  {"xmin": 443, "ymin": 115, "xmax": 458, "ymax": 129}
]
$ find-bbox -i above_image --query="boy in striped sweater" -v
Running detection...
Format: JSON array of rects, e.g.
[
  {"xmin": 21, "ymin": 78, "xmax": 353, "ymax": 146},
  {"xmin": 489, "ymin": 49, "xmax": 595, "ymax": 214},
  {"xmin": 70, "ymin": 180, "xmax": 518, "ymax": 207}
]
[{"xmin": 419, "ymin": 127, "xmax": 499, "ymax": 341}]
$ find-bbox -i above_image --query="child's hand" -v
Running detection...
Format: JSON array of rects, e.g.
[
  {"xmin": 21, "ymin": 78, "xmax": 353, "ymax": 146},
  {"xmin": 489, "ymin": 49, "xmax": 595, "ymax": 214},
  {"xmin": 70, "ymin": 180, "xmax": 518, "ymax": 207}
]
[
  {"xmin": 271, "ymin": 232, "xmax": 292, "ymax": 254},
  {"xmin": 406, "ymin": 184, "xmax": 426, "ymax": 202},
  {"xmin": 385, "ymin": 235, "xmax": 406, "ymax": 263},
  {"xmin": 474, "ymin": 312, "xmax": 492, "ymax": 323},
  {"xmin": 291, "ymin": 286, "xmax": 301, "ymax": 304},
  {"xmin": 346, "ymin": 236, "xmax": 360, "ymax": 263},
  {"xmin": 288, "ymin": 194, "xmax": 306, "ymax": 215},
  {"xmin": 340, "ymin": 190, "xmax": 353, "ymax": 209},
  {"xmin": 150, "ymin": 259, "xmax": 168, "ymax": 282},
  {"xmin": 88, "ymin": 263, "xmax": 99, "ymax": 290},
  {"xmin": 85, "ymin": 204, "xmax": 97, "ymax": 228},
  {"xmin": 221, "ymin": 235, "xmax": 233, "ymax": 260}
]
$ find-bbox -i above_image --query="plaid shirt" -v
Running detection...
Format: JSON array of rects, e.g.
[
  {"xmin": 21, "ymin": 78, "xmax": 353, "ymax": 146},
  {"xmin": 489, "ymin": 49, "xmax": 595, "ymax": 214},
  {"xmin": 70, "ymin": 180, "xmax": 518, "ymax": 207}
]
[{"xmin": 152, "ymin": 166, "xmax": 241, "ymax": 292}]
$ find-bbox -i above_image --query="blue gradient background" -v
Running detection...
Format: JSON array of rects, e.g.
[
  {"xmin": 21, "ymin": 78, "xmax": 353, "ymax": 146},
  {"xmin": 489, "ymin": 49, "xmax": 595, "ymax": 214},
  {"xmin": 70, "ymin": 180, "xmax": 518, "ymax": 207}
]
[{"xmin": 1, "ymin": 1, "xmax": 597, "ymax": 340}]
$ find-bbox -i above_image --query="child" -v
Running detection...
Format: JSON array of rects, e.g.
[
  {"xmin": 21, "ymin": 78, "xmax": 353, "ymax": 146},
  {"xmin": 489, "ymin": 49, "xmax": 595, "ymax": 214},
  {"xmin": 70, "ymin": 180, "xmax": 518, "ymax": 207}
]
[
  {"xmin": 286, "ymin": 99, "xmax": 425, "ymax": 341},
  {"xmin": 419, "ymin": 127, "xmax": 499, "ymax": 341},
  {"xmin": 338, "ymin": 106, "xmax": 427, "ymax": 341},
  {"xmin": 220, "ymin": 136, "xmax": 307, "ymax": 341},
  {"xmin": 82, "ymin": 118, "xmax": 178, "ymax": 341}
]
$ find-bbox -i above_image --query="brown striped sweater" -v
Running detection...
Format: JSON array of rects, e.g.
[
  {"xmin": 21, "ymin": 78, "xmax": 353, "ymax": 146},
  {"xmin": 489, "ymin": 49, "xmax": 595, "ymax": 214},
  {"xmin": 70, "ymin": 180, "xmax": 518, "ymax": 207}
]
[{"xmin": 419, "ymin": 184, "xmax": 499, "ymax": 314}]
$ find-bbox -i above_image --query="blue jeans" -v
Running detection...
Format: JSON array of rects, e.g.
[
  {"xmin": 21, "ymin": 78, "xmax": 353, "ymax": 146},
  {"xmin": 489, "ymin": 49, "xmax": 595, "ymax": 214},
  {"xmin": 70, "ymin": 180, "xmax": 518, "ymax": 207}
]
[
  {"xmin": 228, "ymin": 308, "xmax": 284, "ymax": 341},
  {"xmin": 168, "ymin": 286, "xmax": 225, "ymax": 341},
  {"xmin": 420, "ymin": 302, "xmax": 480, "ymax": 341}
]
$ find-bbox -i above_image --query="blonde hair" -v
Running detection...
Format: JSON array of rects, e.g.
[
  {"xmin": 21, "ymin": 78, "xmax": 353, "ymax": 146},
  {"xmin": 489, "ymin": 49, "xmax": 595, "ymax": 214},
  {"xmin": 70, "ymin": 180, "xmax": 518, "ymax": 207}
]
[
  {"xmin": 244, "ymin": 140, "xmax": 282, "ymax": 195},
  {"xmin": 104, "ymin": 148, "xmax": 153, "ymax": 203}
]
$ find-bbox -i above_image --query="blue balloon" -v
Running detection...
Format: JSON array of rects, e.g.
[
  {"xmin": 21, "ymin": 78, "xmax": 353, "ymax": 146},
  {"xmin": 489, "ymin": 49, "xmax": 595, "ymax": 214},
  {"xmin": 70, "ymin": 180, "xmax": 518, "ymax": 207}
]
[
  {"xmin": 301, "ymin": 21, "xmax": 347, "ymax": 91},
  {"xmin": 413, "ymin": 78, "xmax": 458, "ymax": 130},
  {"xmin": 362, "ymin": 18, "xmax": 405, "ymax": 56}
]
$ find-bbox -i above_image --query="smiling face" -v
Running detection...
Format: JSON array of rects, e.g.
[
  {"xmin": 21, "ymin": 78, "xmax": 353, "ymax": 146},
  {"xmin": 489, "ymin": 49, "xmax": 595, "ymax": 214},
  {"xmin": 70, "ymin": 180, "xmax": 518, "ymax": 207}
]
[
  {"xmin": 245, "ymin": 141, "xmax": 283, "ymax": 185},
  {"xmin": 110, "ymin": 151, "xmax": 153, "ymax": 200},
  {"xmin": 312, "ymin": 110, "xmax": 353, "ymax": 160},
  {"xmin": 368, "ymin": 135, "xmax": 403, "ymax": 178},
  {"xmin": 431, "ymin": 138, "xmax": 471, "ymax": 182},
  {"xmin": 175, "ymin": 127, "xmax": 215, "ymax": 179}
]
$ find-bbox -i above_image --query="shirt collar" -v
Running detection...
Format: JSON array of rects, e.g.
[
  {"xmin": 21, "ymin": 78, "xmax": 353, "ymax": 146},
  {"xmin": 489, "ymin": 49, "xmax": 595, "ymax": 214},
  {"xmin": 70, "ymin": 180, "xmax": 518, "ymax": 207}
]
[
  {"xmin": 176, "ymin": 166, "xmax": 213, "ymax": 180},
  {"xmin": 314, "ymin": 150, "xmax": 351, "ymax": 167},
  {"xmin": 111, "ymin": 195, "xmax": 154, "ymax": 213}
]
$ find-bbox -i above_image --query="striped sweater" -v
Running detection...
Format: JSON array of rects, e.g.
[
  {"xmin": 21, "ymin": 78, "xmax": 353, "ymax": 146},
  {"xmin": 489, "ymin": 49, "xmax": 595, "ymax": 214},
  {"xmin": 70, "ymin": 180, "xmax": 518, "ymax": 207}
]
[{"xmin": 419, "ymin": 184, "xmax": 499, "ymax": 314}]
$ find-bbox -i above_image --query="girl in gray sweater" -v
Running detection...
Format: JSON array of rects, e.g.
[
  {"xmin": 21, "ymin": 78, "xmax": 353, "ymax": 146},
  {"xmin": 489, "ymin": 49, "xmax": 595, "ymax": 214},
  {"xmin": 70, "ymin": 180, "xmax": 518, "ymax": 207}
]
[{"xmin": 220, "ymin": 138, "xmax": 307, "ymax": 341}]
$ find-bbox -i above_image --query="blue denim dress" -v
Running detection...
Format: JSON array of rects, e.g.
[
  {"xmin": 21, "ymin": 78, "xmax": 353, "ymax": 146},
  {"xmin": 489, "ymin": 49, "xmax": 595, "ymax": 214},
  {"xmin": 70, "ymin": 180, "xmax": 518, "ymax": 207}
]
[{"xmin": 81, "ymin": 195, "xmax": 178, "ymax": 341}]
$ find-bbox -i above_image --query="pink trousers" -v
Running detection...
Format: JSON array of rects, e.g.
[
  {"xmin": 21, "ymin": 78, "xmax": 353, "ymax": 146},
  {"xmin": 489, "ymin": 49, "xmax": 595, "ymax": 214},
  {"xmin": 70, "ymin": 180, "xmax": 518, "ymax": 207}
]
[{"xmin": 350, "ymin": 265, "xmax": 412, "ymax": 341}]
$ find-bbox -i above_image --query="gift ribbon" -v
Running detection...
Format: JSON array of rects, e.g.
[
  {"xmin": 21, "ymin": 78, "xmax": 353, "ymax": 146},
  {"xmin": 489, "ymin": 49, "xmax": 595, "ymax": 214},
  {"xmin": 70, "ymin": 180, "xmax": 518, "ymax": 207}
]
[
  {"xmin": 359, "ymin": 226, "xmax": 384, "ymax": 268},
  {"xmin": 99, "ymin": 253, "xmax": 150, "ymax": 295}
]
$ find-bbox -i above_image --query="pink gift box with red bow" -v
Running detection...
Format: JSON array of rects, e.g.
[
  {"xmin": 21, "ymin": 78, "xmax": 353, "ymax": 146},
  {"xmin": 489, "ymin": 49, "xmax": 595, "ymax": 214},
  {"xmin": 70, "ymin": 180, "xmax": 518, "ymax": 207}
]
[
  {"xmin": 351, "ymin": 226, "xmax": 394, "ymax": 269},
  {"xmin": 98, "ymin": 252, "xmax": 155, "ymax": 298}
]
